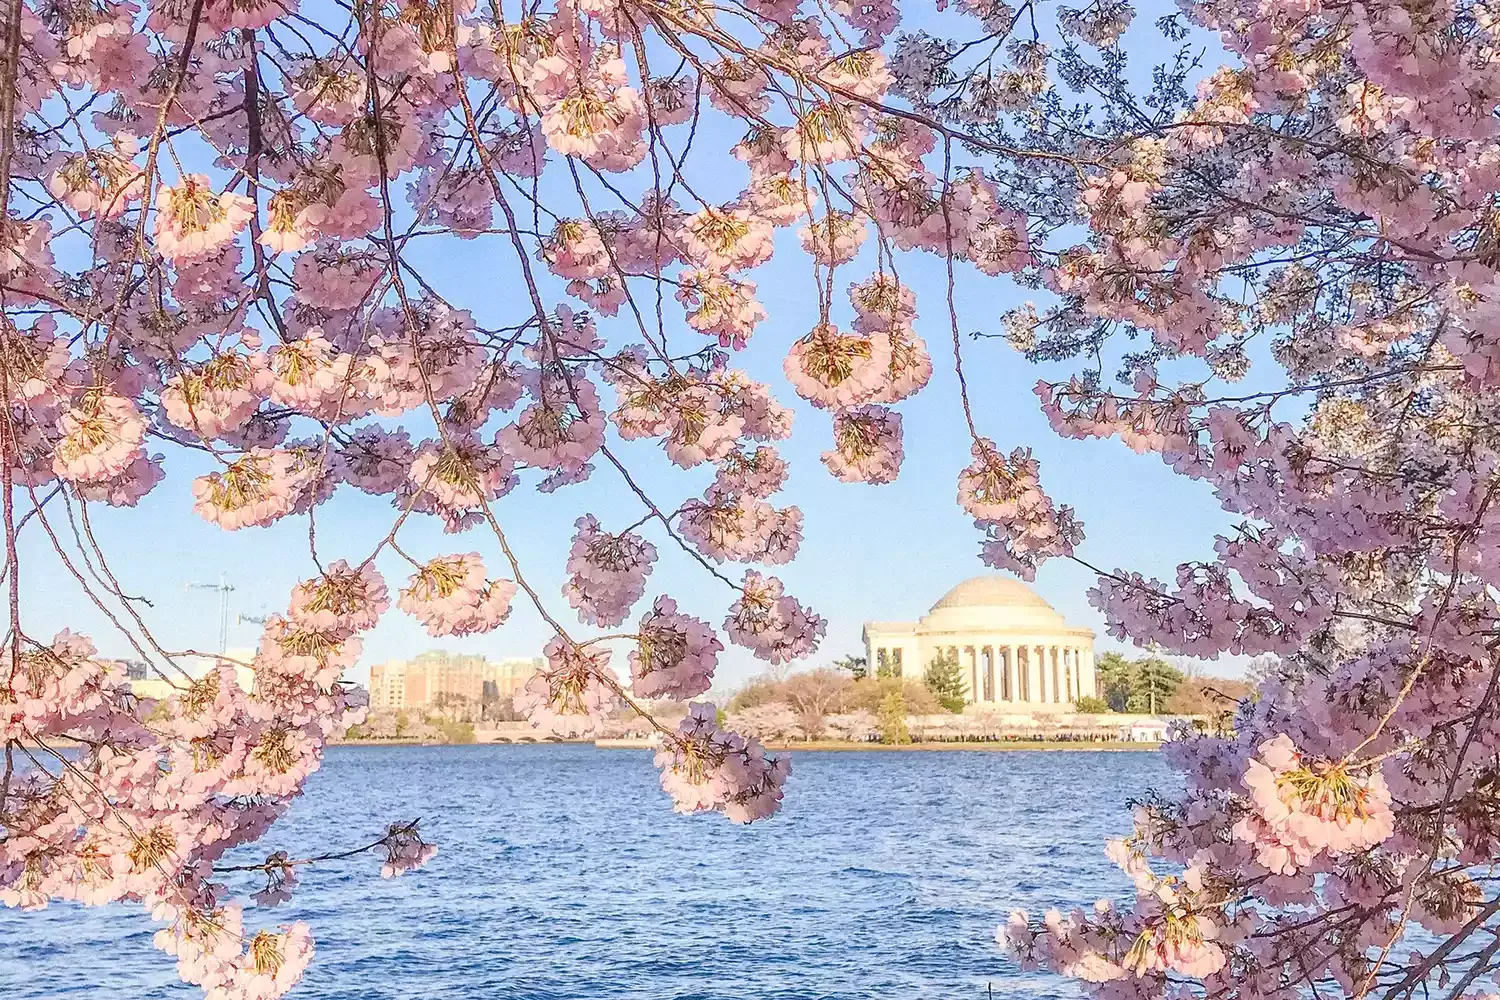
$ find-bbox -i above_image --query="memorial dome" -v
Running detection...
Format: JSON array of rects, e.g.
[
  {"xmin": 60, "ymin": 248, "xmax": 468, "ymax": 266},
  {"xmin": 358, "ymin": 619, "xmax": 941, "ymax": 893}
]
[{"xmin": 918, "ymin": 575, "xmax": 1069, "ymax": 633}]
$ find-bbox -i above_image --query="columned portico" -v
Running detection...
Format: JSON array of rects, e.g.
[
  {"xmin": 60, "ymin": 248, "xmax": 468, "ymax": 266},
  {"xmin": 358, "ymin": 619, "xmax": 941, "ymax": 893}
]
[{"xmin": 864, "ymin": 577, "xmax": 1097, "ymax": 710}]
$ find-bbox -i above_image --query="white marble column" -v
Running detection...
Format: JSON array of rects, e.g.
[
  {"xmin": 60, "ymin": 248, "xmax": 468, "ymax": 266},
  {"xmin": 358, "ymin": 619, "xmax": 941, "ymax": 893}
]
[
  {"xmin": 973, "ymin": 646, "xmax": 982, "ymax": 701},
  {"xmin": 1026, "ymin": 644, "xmax": 1041, "ymax": 704},
  {"xmin": 1051, "ymin": 646, "xmax": 1061, "ymax": 704},
  {"xmin": 1004, "ymin": 646, "xmax": 1017, "ymax": 701},
  {"xmin": 970, "ymin": 649, "xmax": 982, "ymax": 706}
]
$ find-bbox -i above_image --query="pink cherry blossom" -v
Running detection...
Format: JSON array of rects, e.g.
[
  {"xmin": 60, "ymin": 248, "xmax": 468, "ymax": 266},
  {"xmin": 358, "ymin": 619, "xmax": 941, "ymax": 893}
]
[
  {"xmin": 724, "ymin": 571, "xmax": 826, "ymax": 664},
  {"xmin": 192, "ymin": 450, "xmax": 309, "ymax": 530},
  {"xmin": 629, "ymin": 596, "xmax": 722, "ymax": 700},
  {"xmin": 338, "ymin": 427, "xmax": 415, "ymax": 495},
  {"xmin": 676, "ymin": 269, "xmax": 767, "ymax": 348},
  {"xmin": 563, "ymin": 515, "xmax": 657, "ymax": 627},
  {"xmin": 162, "ymin": 352, "xmax": 273, "ymax": 441},
  {"xmin": 378, "ymin": 822, "xmax": 438, "ymax": 879},
  {"xmin": 51, "ymin": 391, "xmax": 146, "ymax": 483},
  {"xmin": 153, "ymin": 175, "xmax": 254, "ymax": 263},
  {"xmin": 397, "ymin": 554, "xmax": 517, "ymax": 637},
  {"xmin": 783, "ymin": 323, "xmax": 892, "ymax": 410},
  {"xmin": 680, "ymin": 207, "xmax": 774, "ymax": 272},
  {"xmin": 406, "ymin": 434, "xmax": 517, "ymax": 519},
  {"xmin": 653, "ymin": 703, "xmax": 791, "ymax": 822},
  {"xmin": 1233, "ymin": 734, "xmax": 1395, "ymax": 874},
  {"xmin": 821, "ymin": 405, "xmax": 903, "ymax": 484},
  {"xmin": 288, "ymin": 561, "xmax": 389, "ymax": 633},
  {"xmin": 48, "ymin": 134, "xmax": 144, "ymax": 218},
  {"xmin": 499, "ymin": 371, "xmax": 606, "ymax": 474},
  {"xmin": 513, "ymin": 637, "xmax": 619, "ymax": 737},
  {"xmin": 958, "ymin": 439, "xmax": 1082, "ymax": 580}
]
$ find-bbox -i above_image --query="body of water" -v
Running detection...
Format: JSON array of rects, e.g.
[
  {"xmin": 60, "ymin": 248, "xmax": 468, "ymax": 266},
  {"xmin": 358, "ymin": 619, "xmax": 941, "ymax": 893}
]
[{"xmin": 1, "ymin": 745, "xmax": 1170, "ymax": 999}]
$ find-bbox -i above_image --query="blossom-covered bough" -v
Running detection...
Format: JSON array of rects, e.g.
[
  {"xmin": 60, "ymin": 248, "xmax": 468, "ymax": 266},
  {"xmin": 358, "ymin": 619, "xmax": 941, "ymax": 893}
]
[
  {"xmin": 2, "ymin": 0, "xmax": 1498, "ymax": 992},
  {"xmin": 984, "ymin": 1, "xmax": 1500, "ymax": 999}
]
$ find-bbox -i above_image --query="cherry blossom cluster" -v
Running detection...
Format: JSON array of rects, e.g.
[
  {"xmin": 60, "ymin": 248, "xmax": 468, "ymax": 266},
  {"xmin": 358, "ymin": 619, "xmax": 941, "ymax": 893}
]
[
  {"xmin": 629, "ymin": 597, "xmax": 723, "ymax": 701},
  {"xmin": 563, "ymin": 515, "xmax": 658, "ymax": 627},
  {"xmin": 653, "ymin": 703, "xmax": 793, "ymax": 823},
  {"xmin": 397, "ymin": 554, "xmax": 518, "ymax": 637},
  {"xmin": 378, "ymin": 823, "xmax": 439, "ymax": 880},
  {"xmin": 958, "ymin": 440, "xmax": 1082, "ymax": 580},
  {"xmin": 512, "ymin": 637, "xmax": 619, "ymax": 738},
  {"xmin": 288, "ymin": 560, "xmax": 389, "ymax": 634},
  {"xmin": 0, "ymin": 567, "xmax": 430, "ymax": 1000},
  {"xmin": 1234, "ymin": 734, "xmax": 1395, "ymax": 875},
  {"xmin": 1002, "ymin": 864, "xmax": 1228, "ymax": 983},
  {"xmin": 1089, "ymin": 530, "xmax": 1335, "ymax": 659},
  {"xmin": 785, "ymin": 277, "xmax": 936, "ymax": 486},
  {"xmin": 724, "ymin": 571, "xmax": 828, "ymax": 665},
  {"xmin": 820, "ymin": 404, "xmax": 903, "ymax": 484}
]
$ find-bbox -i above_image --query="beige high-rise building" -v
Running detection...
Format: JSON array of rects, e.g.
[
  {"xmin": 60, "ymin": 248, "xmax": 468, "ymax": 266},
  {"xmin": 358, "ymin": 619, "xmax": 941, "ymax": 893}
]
[
  {"xmin": 369, "ymin": 652, "xmax": 542, "ymax": 714},
  {"xmin": 369, "ymin": 660, "xmax": 412, "ymax": 711}
]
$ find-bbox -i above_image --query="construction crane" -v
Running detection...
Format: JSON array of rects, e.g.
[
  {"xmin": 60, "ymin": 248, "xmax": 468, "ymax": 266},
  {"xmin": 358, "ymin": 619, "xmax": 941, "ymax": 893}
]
[{"xmin": 187, "ymin": 574, "xmax": 235, "ymax": 656}]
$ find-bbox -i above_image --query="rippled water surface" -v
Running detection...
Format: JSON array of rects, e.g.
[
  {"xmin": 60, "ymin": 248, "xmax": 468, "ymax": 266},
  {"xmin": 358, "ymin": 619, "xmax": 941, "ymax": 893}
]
[{"xmin": 2, "ymin": 745, "xmax": 1172, "ymax": 999}]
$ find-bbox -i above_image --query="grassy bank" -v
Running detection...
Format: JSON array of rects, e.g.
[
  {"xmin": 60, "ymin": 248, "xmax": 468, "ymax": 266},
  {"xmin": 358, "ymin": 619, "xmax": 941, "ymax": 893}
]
[
  {"xmin": 762, "ymin": 740, "xmax": 1160, "ymax": 752},
  {"xmin": 333, "ymin": 737, "xmax": 452, "ymax": 746},
  {"xmin": 593, "ymin": 738, "xmax": 1161, "ymax": 751},
  {"xmin": 330, "ymin": 737, "xmax": 1163, "ymax": 751}
]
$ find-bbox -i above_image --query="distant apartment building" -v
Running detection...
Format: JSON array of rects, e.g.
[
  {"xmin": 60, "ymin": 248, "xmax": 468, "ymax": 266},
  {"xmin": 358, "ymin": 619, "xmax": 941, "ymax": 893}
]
[
  {"xmin": 369, "ymin": 651, "xmax": 543, "ymax": 714},
  {"xmin": 119, "ymin": 650, "xmax": 258, "ymax": 701}
]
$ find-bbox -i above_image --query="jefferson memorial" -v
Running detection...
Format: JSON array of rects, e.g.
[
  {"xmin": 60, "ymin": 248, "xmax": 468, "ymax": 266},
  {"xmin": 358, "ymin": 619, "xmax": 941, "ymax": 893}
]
[{"xmin": 862, "ymin": 576, "xmax": 1097, "ymax": 709}]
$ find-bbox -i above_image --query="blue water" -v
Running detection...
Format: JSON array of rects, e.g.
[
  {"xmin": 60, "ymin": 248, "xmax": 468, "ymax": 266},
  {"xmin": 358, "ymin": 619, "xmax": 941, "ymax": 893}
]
[{"xmin": 1, "ymin": 745, "xmax": 1170, "ymax": 999}]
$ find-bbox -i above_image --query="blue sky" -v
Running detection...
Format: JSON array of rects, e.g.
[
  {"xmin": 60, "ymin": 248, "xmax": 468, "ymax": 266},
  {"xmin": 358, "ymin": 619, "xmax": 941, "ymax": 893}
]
[
  {"xmin": 28, "ymin": 238, "xmax": 1244, "ymax": 688},
  {"xmin": 24, "ymin": 1, "xmax": 1252, "ymax": 688}
]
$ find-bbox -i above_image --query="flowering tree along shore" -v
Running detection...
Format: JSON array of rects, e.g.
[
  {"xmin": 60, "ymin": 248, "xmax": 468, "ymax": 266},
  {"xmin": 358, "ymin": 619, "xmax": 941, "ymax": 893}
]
[{"xmin": 0, "ymin": 0, "xmax": 1496, "ymax": 991}]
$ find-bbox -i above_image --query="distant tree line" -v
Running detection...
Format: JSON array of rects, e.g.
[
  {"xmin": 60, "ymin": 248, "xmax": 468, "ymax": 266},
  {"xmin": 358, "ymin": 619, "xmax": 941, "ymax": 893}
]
[
  {"xmin": 344, "ymin": 710, "xmax": 478, "ymax": 744},
  {"xmin": 727, "ymin": 665, "xmax": 947, "ymax": 743},
  {"xmin": 346, "ymin": 651, "xmax": 1258, "ymax": 746},
  {"xmin": 1079, "ymin": 652, "xmax": 1253, "ymax": 718}
]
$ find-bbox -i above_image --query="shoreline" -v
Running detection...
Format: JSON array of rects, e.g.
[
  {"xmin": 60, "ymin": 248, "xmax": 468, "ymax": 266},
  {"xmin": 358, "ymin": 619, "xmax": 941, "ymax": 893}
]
[
  {"xmin": 332, "ymin": 738, "xmax": 1161, "ymax": 752},
  {"xmin": 763, "ymin": 740, "xmax": 1159, "ymax": 752}
]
